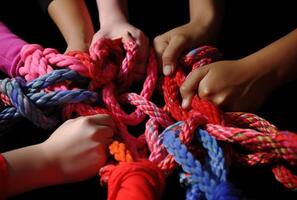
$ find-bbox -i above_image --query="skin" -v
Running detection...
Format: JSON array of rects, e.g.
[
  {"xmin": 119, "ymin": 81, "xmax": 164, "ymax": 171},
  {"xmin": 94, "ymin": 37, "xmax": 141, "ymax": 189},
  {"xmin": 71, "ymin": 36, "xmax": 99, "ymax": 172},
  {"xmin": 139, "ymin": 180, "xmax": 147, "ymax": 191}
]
[
  {"xmin": 153, "ymin": 0, "xmax": 224, "ymax": 76},
  {"xmin": 180, "ymin": 28, "xmax": 297, "ymax": 112},
  {"xmin": 92, "ymin": 0, "xmax": 149, "ymax": 78},
  {"xmin": 48, "ymin": 0, "xmax": 94, "ymax": 52},
  {"xmin": 2, "ymin": 114, "xmax": 115, "ymax": 197}
]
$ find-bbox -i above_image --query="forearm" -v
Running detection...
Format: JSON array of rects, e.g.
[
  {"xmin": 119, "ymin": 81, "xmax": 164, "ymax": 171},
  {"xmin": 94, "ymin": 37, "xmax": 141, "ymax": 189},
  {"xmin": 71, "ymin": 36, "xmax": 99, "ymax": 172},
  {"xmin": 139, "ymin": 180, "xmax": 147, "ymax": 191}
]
[
  {"xmin": 2, "ymin": 144, "xmax": 60, "ymax": 197},
  {"xmin": 97, "ymin": 0, "xmax": 128, "ymax": 27},
  {"xmin": 48, "ymin": 0, "xmax": 94, "ymax": 51},
  {"xmin": 243, "ymin": 28, "xmax": 297, "ymax": 86},
  {"xmin": 189, "ymin": 0, "xmax": 224, "ymax": 35}
]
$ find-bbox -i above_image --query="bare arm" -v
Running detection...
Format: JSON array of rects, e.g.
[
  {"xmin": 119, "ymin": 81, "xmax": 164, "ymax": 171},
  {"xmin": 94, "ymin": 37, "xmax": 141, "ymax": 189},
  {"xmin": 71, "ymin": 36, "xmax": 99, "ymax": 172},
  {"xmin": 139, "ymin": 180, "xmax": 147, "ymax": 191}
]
[
  {"xmin": 243, "ymin": 28, "xmax": 297, "ymax": 85},
  {"xmin": 154, "ymin": 0, "xmax": 224, "ymax": 76},
  {"xmin": 181, "ymin": 28, "xmax": 297, "ymax": 111},
  {"xmin": 92, "ymin": 0, "xmax": 149, "ymax": 80},
  {"xmin": 2, "ymin": 144, "xmax": 59, "ymax": 196},
  {"xmin": 2, "ymin": 114, "xmax": 115, "ymax": 197},
  {"xmin": 189, "ymin": 0, "xmax": 224, "ymax": 40},
  {"xmin": 48, "ymin": 0, "xmax": 94, "ymax": 52},
  {"xmin": 97, "ymin": 0, "xmax": 128, "ymax": 27}
]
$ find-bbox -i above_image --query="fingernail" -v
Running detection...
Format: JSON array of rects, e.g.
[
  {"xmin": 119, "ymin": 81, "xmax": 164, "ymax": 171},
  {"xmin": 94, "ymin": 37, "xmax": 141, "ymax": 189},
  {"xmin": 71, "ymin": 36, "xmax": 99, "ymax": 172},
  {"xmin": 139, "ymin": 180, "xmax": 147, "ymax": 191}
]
[
  {"xmin": 181, "ymin": 99, "xmax": 189, "ymax": 109},
  {"xmin": 163, "ymin": 65, "xmax": 172, "ymax": 76}
]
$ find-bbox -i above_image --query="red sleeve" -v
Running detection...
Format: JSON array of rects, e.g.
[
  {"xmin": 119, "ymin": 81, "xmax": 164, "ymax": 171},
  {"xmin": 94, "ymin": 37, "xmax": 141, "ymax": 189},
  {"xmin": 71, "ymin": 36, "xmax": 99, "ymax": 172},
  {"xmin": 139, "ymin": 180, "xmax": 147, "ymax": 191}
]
[{"xmin": 0, "ymin": 154, "xmax": 8, "ymax": 200}]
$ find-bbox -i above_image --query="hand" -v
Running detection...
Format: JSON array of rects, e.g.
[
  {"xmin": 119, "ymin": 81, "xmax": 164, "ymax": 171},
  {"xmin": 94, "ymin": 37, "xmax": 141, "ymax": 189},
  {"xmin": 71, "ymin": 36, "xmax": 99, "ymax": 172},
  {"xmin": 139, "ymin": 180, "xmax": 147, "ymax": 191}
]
[
  {"xmin": 180, "ymin": 59, "xmax": 276, "ymax": 112},
  {"xmin": 91, "ymin": 22, "xmax": 149, "ymax": 79},
  {"xmin": 154, "ymin": 21, "xmax": 217, "ymax": 76},
  {"xmin": 41, "ymin": 114, "xmax": 115, "ymax": 183}
]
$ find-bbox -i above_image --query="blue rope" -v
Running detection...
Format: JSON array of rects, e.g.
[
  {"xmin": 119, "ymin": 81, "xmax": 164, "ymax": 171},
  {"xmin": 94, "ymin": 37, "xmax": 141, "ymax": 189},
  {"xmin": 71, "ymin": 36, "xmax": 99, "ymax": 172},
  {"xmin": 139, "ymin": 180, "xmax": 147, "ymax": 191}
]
[
  {"xmin": 28, "ymin": 90, "xmax": 97, "ymax": 106},
  {"xmin": 26, "ymin": 69, "xmax": 86, "ymax": 91},
  {"xmin": 162, "ymin": 121, "xmax": 242, "ymax": 200},
  {"xmin": 0, "ymin": 78, "xmax": 57, "ymax": 129},
  {"xmin": 0, "ymin": 69, "xmax": 98, "ymax": 130}
]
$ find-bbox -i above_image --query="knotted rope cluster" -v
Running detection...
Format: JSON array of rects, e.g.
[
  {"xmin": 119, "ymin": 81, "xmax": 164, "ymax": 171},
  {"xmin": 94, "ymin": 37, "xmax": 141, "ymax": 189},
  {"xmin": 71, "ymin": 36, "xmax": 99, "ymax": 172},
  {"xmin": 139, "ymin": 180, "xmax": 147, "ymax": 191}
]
[{"xmin": 1, "ymin": 37, "xmax": 297, "ymax": 199}]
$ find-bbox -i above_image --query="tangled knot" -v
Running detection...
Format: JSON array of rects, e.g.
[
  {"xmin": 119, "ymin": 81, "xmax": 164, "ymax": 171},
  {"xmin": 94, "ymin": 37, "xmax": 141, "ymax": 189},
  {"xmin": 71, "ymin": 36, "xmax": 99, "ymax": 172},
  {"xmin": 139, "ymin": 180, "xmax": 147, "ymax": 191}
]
[{"xmin": 1, "ymin": 37, "xmax": 297, "ymax": 200}]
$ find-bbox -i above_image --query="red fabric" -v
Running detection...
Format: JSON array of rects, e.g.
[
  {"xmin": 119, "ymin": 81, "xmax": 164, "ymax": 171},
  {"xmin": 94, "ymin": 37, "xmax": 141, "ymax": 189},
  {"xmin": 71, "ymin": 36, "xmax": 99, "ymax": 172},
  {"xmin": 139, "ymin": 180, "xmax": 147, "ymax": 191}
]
[
  {"xmin": 107, "ymin": 160, "xmax": 165, "ymax": 200},
  {"xmin": 0, "ymin": 154, "xmax": 8, "ymax": 200}
]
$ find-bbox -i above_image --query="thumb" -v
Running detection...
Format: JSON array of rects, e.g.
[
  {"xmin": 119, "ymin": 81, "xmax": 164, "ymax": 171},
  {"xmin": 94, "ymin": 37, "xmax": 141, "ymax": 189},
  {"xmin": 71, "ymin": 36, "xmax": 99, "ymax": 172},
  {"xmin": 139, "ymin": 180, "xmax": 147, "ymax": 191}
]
[
  {"xmin": 180, "ymin": 66, "xmax": 209, "ymax": 109},
  {"xmin": 162, "ymin": 36, "xmax": 188, "ymax": 76}
]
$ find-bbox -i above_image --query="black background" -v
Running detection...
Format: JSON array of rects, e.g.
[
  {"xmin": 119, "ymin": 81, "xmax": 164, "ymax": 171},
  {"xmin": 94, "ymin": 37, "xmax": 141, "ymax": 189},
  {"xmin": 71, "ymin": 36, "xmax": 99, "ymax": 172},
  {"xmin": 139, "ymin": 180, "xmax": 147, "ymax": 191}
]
[{"xmin": 1, "ymin": 0, "xmax": 297, "ymax": 199}]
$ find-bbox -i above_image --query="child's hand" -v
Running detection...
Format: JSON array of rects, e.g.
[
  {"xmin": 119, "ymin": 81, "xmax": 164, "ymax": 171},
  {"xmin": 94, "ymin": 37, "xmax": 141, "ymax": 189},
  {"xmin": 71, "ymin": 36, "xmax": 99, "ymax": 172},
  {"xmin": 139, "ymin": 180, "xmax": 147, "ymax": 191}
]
[
  {"xmin": 91, "ymin": 22, "xmax": 149, "ymax": 79},
  {"xmin": 41, "ymin": 114, "xmax": 115, "ymax": 183},
  {"xmin": 180, "ymin": 59, "xmax": 274, "ymax": 112},
  {"xmin": 154, "ymin": 21, "xmax": 217, "ymax": 76}
]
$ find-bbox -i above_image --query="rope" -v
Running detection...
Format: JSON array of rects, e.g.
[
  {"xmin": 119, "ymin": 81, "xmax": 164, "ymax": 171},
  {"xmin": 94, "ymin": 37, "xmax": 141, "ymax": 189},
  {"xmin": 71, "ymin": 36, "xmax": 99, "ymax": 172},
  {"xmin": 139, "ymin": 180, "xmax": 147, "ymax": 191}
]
[
  {"xmin": 163, "ymin": 121, "xmax": 242, "ymax": 199},
  {"xmin": 162, "ymin": 46, "xmax": 297, "ymax": 190},
  {"xmin": 1, "ymin": 34, "xmax": 297, "ymax": 199},
  {"xmin": 0, "ymin": 69, "xmax": 98, "ymax": 129}
]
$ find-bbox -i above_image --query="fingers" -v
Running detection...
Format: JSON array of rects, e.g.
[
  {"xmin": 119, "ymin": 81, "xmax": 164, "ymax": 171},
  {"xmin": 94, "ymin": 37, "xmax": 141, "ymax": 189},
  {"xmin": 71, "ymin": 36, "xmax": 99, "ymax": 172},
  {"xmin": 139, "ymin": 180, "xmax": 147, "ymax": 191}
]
[
  {"xmin": 153, "ymin": 34, "xmax": 169, "ymax": 71},
  {"xmin": 137, "ymin": 32, "xmax": 149, "ymax": 61},
  {"xmin": 121, "ymin": 31, "xmax": 132, "ymax": 44},
  {"xmin": 161, "ymin": 36, "xmax": 188, "ymax": 76},
  {"xmin": 85, "ymin": 114, "xmax": 116, "ymax": 130},
  {"xmin": 180, "ymin": 66, "xmax": 209, "ymax": 109},
  {"xmin": 122, "ymin": 31, "xmax": 149, "ymax": 59},
  {"xmin": 93, "ymin": 126, "xmax": 114, "ymax": 144}
]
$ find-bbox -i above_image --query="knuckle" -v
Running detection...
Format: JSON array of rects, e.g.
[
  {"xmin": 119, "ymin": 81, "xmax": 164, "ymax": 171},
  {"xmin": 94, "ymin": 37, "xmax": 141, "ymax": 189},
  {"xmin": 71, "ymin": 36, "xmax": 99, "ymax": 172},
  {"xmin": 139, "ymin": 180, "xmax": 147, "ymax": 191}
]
[
  {"xmin": 153, "ymin": 35, "xmax": 162, "ymax": 44},
  {"xmin": 179, "ymin": 84, "xmax": 189, "ymax": 96},
  {"xmin": 101, "ymin": 113, "xmax": 111, "ymax": 118},
  {"xmin": 101, "ymin": 114, "xmax": 113, "ymax": 122},
  {"xmin": 162, "ymin": 54, "xmax": 173, "ymax": 63},
  {"xmin": 79, "ymin": 116, "xmax": 93, "ymax": 126},
  {"xmin": 199, "ymin": 87, "xmax": 212, "ymax": 98},
  {"xmin": 212, "ymin": 96, "xmax": 226, "ymax": 106},
  {"xmin": 102, "ymin": 126, "xmax": 114, "ymax": 137}
]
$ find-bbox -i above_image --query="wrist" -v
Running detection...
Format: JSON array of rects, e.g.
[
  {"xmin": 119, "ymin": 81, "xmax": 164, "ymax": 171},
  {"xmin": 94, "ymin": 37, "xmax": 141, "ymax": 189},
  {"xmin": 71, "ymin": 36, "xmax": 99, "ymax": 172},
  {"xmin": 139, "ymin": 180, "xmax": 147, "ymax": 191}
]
[
  {"xmin": 188, "ymin": 14, "xmax": 220, "ymax": 44},
  {"xmin": 65, "ymin": 31, "xmax": 93, "ymax": 52},
  {"xmin": 241, "ymin": 51, "xmax": 281, "ymax": 88},
  {"xmin": 98, "ymin": 0, "xmax": 128, "ymax": 27},
  {"xmin": 38, "ymin": 142, "xmax": 65, "ymax": 185},
  {"xmin": 99, "ymin": 16, "xmax": 128, "ymax": 29},
  {"xmin": 66, "ymin": 40, "xmax": 90, "ymax": 52},
  {"xmin": 2, "ymin": 144, "xmax": 60, "ymax": 196}
]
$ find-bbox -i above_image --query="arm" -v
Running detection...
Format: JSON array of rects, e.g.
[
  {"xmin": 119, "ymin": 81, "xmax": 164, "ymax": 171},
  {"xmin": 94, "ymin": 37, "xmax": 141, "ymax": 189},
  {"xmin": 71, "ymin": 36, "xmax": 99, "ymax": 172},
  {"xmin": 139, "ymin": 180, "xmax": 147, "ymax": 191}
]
[
  {"xmin": 180, "ymin": 29, "xmax": 297, "ymax": 111},
  {"xmin": 2, "ymin": 114, "xmax": 115, "ymax": 197},
  {"xmin": 97, "ymin": 0, "xmax": 128, "ymax": 27},
  {"xmin": 48, "ymin": 0, "xmax": 94, "ymax": 52},
  {"xmin": 154, "ymin": 0, "xmax": 224, "ymax": 75}
]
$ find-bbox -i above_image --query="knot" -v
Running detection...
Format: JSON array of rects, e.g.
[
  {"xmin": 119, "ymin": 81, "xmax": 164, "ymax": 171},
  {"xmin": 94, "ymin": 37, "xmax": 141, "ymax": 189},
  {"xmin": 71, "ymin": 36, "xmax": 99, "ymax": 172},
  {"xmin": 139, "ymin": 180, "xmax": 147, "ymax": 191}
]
[
  {"xmin": 105, "ymin": 160, "xmax": 165, "ymax": 200},
  {"xmin": 0, "ymin": 70, "xmax": 97, "ymax": 129},
  {"xmin": 163, "ymin": 46, "xmax": 224, "ymax": 125},
  {"xmin": 19, "ymin": 44, "xmax": 55, "ymax": 81},
  {"xmin": 89, "ymin": 38, "xmax": 123, "ymax": 88},
  {"xmin": 0, "ymin": 77, "xmax": 57, "ymax": 129},
  {"xmin": 18, "ymin": 45, "xmax": 90, "ymax": 82},
  {"xmin": 162, "ymin": 122, "xmax": 240, "ymax": 199},
  {"xmin": 66, "ymin": 51, "xmax": 94, "ymax": 78}
]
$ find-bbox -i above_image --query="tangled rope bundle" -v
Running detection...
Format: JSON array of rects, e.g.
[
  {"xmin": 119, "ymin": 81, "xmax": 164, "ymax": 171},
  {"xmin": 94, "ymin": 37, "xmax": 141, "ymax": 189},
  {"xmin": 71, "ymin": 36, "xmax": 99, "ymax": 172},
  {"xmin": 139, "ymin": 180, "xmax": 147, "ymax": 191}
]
[{"xmin": 1, "ymin": 36, "xmax": 297, "ymax": 199}]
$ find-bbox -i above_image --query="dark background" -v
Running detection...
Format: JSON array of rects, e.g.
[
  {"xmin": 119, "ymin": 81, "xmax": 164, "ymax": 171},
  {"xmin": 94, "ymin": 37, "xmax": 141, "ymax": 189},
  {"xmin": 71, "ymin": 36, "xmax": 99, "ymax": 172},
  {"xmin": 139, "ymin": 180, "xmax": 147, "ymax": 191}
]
[{"xmin": 1, "ymin": 0, "xmax": 297, "ymax": 199}]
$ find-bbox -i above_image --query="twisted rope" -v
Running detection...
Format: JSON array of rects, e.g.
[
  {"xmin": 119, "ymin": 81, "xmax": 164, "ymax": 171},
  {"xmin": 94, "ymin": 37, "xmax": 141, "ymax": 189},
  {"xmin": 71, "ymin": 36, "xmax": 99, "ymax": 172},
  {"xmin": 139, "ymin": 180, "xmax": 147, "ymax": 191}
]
[
  {"xmin": 0, "ymin": 69, "xmax": 98, "ymax": 129},
  {"xmin": 163, "ymin": 46, "xmax": 297, "ymax": 190},
  {"xmin": 163, "ymin": 121, "xmax": 241, "ymax": 199},
  {"xmin": 1, "ymin": 34, "xmax": 296, "ymax": 199}
]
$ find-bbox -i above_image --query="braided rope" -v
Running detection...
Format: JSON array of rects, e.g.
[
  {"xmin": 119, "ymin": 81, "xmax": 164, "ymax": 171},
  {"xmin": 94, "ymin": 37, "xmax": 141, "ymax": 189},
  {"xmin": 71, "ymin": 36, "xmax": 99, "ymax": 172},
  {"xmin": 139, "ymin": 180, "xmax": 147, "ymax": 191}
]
[
  {"xmin": 0, "ymin": 69, "xmax": 98, "ymax": 129},
  {"xmin": 163, "ymin": 121, "xmax": 241, "ymax": 199},
  {"xmin": 163, "ymin": 46, "xmax": 297, "ymax": 190},
  {"xmin": 1, "ymin": 35, "xmax": 296, "ymax": 199}
]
